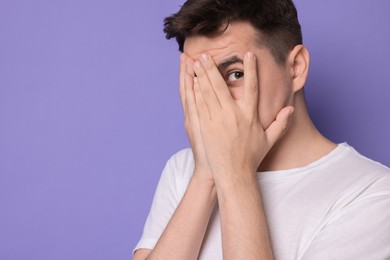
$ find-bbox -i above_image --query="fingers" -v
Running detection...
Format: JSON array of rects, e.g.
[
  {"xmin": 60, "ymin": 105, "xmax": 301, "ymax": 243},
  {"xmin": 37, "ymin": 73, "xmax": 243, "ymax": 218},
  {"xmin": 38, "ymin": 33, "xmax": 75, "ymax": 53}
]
[
  {"xmin": 265, "ymin": 106, "xmax": 295, "ymax": 148},
  {"xmin": 197, "ymin": 54, "xmax": 233, "ymax": 107},
  {"xmin": 179, "ymin": 53, "xmax": 188, "ymax": 111},
  {"xmin": 185, "ymin": 56, "xmax": 195, "ymax": 77},
  {"xmin": 184, "ymin": 74, "xmax": 198, "ymax": 124},
  {"xmin": 181, "ymin": 53, "xmax": 214, "ymax": 124},
  {"xmin": 242, "ymin": 52, "xmax": 259, "ymax": 116},
  {"xmin": 193, "ymin": 59, "xmax": 221, "ymax": 116},
  {"xmin": 193, "ymin": 76, "xmax": 211, "ymax": 120}
]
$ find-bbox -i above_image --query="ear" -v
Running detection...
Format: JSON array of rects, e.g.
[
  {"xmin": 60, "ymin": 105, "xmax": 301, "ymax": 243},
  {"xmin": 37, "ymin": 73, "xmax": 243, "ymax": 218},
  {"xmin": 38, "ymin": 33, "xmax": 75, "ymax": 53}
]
[{"xmin": 287, "ymin": 45, "xmax": 310, "ymax": 93}]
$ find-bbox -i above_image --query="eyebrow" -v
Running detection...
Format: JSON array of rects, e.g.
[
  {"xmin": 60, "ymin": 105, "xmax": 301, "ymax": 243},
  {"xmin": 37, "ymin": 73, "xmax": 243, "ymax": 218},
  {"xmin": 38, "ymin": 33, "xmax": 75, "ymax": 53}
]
[{"xmin": 217, "ymin": 55, "xmax": 243, "ymax": 72}]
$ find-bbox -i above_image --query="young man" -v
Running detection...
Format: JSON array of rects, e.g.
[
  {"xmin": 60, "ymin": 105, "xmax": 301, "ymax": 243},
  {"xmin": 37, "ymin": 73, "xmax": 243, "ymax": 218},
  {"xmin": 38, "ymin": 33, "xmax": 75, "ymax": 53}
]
[{"xmin": 133, "ymin": 0, "xmax": 390, "ymax": 259}]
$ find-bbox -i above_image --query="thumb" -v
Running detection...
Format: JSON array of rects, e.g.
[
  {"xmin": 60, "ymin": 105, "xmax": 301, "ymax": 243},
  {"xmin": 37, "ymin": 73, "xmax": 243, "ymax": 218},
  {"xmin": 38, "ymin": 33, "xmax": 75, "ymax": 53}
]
[{"xmin": 265, "ymin": 106, "xmax": 294, "ymax": 147}]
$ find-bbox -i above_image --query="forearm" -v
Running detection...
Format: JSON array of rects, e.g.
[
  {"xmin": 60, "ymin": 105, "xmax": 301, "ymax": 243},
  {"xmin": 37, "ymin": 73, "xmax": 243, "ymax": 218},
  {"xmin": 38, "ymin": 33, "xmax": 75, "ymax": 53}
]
[
  {"xmin": 215, "ymin": 170, "xmax": 274, "ymax": 260},
  {"xmin": 146, "ymin": 170, "xmax": 217, "ymax": 260}
]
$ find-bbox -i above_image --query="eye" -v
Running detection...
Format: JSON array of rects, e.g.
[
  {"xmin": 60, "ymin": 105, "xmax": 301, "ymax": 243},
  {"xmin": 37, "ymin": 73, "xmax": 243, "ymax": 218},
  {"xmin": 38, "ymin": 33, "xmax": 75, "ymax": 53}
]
[{"xmin": 227, "ymin": 71, "xmax": 244, "ymax": 82}]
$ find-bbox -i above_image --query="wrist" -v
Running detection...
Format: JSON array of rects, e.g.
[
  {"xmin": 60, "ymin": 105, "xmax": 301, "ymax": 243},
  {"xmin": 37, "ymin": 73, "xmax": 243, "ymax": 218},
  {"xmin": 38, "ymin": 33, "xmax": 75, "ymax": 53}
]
[
  {"xmin": 188, "ymin": 171, "xmax": 217, "ymax": 207},
  {"xmin": 213, "ymin": 167, "xmax": 257, "ymax": 191},
  {"xmin": 192, "ymin": 168, "xmax": 216, "ymax": 188},
  {"xmin": 193, "ymin": 165, "xmax": 214, "ymax": 179}
]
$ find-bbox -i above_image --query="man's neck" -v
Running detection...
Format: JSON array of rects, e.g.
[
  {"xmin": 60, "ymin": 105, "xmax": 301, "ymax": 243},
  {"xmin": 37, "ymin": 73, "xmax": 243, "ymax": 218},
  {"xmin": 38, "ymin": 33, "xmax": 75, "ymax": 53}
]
[{"xmin": 258, "ymin": 94, "xmax": 337, "ymax": 172}]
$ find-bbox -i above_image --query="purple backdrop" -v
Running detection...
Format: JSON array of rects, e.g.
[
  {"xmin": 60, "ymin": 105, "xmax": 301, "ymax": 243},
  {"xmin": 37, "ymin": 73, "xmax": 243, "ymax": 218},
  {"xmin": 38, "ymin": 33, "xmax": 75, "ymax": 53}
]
[{"xmin": 0, "ymin": 0, "xmax": 389, "ymax": 259}]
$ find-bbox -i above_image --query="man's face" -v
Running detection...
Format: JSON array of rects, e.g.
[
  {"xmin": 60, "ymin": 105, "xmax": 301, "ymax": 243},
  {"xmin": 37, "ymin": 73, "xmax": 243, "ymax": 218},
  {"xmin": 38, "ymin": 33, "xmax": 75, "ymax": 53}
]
[{"xmin": 183, "ymin": 22, "xmax": 294, "ymax": 129}]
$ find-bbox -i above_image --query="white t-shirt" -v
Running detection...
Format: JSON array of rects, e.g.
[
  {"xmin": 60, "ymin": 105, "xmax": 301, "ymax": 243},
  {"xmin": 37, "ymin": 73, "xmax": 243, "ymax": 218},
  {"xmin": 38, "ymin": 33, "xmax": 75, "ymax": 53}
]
[{"xmin": 134, "ymin": 143, "xmax": 390, "ymax": 259}]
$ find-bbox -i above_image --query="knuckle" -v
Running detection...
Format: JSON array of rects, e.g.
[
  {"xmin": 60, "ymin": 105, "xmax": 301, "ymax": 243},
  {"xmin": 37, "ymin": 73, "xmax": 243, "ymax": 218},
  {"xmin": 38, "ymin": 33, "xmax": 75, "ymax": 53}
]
[{"xmin": 246, "ymin": 114, "xmax": 258, "ymax": 126}]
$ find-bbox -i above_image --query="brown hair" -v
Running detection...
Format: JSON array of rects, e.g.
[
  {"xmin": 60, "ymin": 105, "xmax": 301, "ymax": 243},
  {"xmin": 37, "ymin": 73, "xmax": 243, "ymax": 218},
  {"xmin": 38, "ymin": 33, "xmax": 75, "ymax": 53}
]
[{"xmin": 163, "ymin": 0, "xmax": 303, "ymax": 64}]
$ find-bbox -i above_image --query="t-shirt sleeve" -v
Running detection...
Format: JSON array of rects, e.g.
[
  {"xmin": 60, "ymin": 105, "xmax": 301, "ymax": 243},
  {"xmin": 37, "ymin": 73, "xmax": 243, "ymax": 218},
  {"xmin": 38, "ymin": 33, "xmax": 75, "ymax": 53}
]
[
  {"xmin": 133, "ymin": 150, "xmax": 193, "ymax": 255},
  {"xmin": 301, "ymin": 193, "xmax": 390, "ymax": 260}
]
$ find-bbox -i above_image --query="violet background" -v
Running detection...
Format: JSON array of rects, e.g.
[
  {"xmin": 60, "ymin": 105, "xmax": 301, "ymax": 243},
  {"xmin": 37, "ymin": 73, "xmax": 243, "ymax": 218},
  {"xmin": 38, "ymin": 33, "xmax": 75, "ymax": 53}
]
[{"xmin": 0, "ymin": 0, "xmax": 389, "ymax": 259}]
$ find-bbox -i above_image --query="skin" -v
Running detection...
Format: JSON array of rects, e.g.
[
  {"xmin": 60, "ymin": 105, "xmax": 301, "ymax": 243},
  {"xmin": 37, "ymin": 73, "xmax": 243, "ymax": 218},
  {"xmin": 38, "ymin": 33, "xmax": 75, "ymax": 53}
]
[{"xmin": 134, "ymin": 21, "xmax": 336, "ymax": 260}]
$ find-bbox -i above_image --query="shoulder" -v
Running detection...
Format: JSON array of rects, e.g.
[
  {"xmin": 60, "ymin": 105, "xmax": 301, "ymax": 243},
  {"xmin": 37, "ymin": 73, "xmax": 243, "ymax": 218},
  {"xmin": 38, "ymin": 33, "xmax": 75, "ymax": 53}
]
[
  {"xmin": 167, "ymin": 148, "xmax": 195, "ymax": 176},
  {"xmin": 163, "ymin": 148, "xmax": 195, "ymax": 196},
  {"xmin": 333, "ymin": 143, "xmax": 390, "ymax": 198},
  {"xmin": 333, "ymin": 143, "xmax": 389, "ymax": 176},
  {"xmin": 166, "ymin": 148, "xmax": 195, "ymax": 173}
]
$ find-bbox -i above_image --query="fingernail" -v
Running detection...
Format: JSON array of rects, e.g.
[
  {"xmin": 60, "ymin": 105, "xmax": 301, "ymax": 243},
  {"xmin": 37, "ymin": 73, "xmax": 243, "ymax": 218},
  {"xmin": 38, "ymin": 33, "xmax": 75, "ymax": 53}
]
[
  {"xmin": 193, "ymin": 77, "xmax": 199, "ymax": 84},
  {"xmin": 289, "ymin": 107, "xmax": 295, "ymax": 115},
  {"xmin": 201, "ymin": 54, "xmax": 209, "ymax": 61},
  {"xmin": 246, "ymin": 52, "xmax": 255, "ymax": 60},
  {"xmin": 194, "ymin": 61, "xmax": 201, "ymax": 70}
]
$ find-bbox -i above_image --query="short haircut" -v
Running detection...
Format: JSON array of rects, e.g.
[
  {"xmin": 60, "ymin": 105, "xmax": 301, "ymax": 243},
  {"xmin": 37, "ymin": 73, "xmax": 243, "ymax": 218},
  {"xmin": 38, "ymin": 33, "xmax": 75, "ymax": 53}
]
[{"xmin": 163, "ymin": 0, "xmax": 303, "ymax": 64}]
